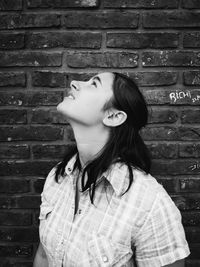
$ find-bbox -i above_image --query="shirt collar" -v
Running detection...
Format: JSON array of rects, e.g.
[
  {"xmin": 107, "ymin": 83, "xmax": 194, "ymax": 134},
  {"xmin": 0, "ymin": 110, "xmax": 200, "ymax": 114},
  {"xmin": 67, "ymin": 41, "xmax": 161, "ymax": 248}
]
[{"xmin": 64, "ymin": 155, "xmax": 130, "ymax": 197}]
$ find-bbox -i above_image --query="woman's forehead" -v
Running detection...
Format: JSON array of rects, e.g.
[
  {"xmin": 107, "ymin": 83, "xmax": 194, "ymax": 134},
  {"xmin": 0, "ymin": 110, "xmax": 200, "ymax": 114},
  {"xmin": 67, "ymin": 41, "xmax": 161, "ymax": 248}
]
[{"xmin": 93, "ymin": 72, "xmax": 114, "ymax": 85}]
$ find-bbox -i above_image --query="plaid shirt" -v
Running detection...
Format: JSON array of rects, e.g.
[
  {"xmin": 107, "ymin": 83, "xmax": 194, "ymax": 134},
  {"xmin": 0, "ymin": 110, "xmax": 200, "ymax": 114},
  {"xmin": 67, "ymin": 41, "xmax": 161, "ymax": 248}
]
[{"xmin": 39, "ymin": 155, "xmax": 190, "ymax": 267}]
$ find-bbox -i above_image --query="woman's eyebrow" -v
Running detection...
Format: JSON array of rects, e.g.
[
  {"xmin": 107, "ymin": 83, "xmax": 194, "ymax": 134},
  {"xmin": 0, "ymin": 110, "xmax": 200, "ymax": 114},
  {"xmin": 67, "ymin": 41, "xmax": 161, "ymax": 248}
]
[{"xmin": 92, "ymin": 76, "xmax": 102, "ymax": 85}]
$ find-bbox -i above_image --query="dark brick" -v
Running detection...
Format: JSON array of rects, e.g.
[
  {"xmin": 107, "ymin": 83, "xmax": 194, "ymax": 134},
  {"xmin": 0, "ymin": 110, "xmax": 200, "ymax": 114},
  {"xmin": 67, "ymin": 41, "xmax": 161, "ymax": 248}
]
[
  {"xmin": 33, "ymin": 178, "xmax": 45, "ymax": 194},
  {"xmin": 188, "ymin": 244, "xmax": 200, "ymax": 259},
  {"xmin": 31, "ymin": 108, "xmax": 68, "ymax": 124},
  {"xmin": 143, "ymin": 89, "xmax": 200, "ymax": 105},
  {"xmin": 0, "ymin": 109, "xmax": 27, "ymax": 124},
  {"xmin": 181, "ymin": 109, "xmax": 200, "ymax": 123},
  {"xmin": 183, "ymin": 32, "xmax": 200, "ymax": 48},
  {"xmin": 148, "ymin": 108, "xmax": 178, "ymax": 123},
  {"xmin": 32, "ymin": 143, "xmax": 74, "ymax": 159},
  {"xmin": 0, "ymin": 145, "xmax": 30, "ymax": 159},
  {"xmin": 0, "ymin": 126, "xmax": 63, "ymax": 141},
  {"xmin": 0, "ymin": 244, "xmax": 32, "ymax": 257},
  {"xmin": 0, "ymin": 160, "xmax": 57, "ymax": 176},
  {"xmin": 178, "ymin": 126, "xmax": 200, "ymax": 141},
  {"xmin": 141, "ymin": 126, "xmax": 179, "ymax": 141},
  {"xmin": 173, "ymin": 196, "xmax": 200, "ymax": 211},
  {"xmin": 185, "ymin": 227, "xmax": 200, "ymax": 243},
  {"xmin": 0, "ymin": 179, "xmax": 30, "ymax": 194},
  {"xmin": 156, "ymin": 178, "xmax": 176, "ymax": 193},
  {"xmin": 0, "ymin": 260, "xmax": 32, "ymax": 267},
  {"xmin": 0, "ymin": 72, "xmax": 26, "ymax": 87},
  {"xmin": 0, "ymin": 0, "xmax": 22, "ymax": 10},
  {"xmin": 66, "ymin": 52, "xmax": 138, "ymax": 68},
  {"xmin": 107, "ymin": 33, "xmax": 179, "ymax": 49},
  {"xmin": 63, "ymin": 11, "xmax": 139, "ymax": 29},
  {"xmin": 179, "ymin": 178, "xmax": 200, "ymax": 192},
  {"xmin": 182, "ymin": 212, "xmax": 200, "ymax": 226},
  {"xmin": 0, "ymin": 211, "xmax": 32, "ymax": 226},
  {"xmin": 179, "ymin": 143, "xmax": 200, "ymax": 158},
  {"xmin": 32, "ymin": 71, "xmax": 67, "ymax": 87},
  {"xmin": 27, "ymin": 0, "xmax": 99, "ymax": 8},
  {"xmin": 0, "ymin": 33, "xmax": 24, "ymax": 50},
  {"xmin": 151, "ymin": 159, "xmax": 200, "ymax": 175},
  {"xmin": 143, "ymin": 11, "xmax": 200, "ymax": 28},
  {"xmin": 0, "ymin": 195, "xmax": 41, "ymax": 209},
  {"xmin": 182, "ymin": 0, "xmax": 200, "ymax": 8},
  {"xmin": 0, "ymin": 14, "xmax": 60, "ymax": 30},
  {"xmin": 0, "ymin": 227, "xmax": 39, "ymax": 242},
  {"xmin": 142, "ymin": 51, "xmax": 200, "ymax": 67},
  {"xmin": 184, "ymin": 71, "xmax": 200, "ymax": 85},
  {"xmin": 103, "ymin": 0, "xmax": 178, "ymax": 8},
  {"xmin": 147, "ymin": 143, "xmax": 178, "ymax": 159},
  {"xmin": 127, "ymin": 71, "xmax": 178, "ymax": 86},
  {"xmin": 0, "ymin": 91, "xmax": 63, "ymax": 107},
  {"xmin": 0, "ymin": 52, "xmax": 62, "ymax": 67},
  {"xmin": 27, "ymin": 32, "xmax": 101, "ymax": 49}
]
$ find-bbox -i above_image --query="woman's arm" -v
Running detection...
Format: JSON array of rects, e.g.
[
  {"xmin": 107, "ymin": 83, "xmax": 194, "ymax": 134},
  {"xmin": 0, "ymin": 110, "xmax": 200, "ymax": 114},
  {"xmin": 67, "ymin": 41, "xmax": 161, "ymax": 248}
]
[{"xmin": 33, "ymin": 242, "xmax": 48, "ymax": 267}]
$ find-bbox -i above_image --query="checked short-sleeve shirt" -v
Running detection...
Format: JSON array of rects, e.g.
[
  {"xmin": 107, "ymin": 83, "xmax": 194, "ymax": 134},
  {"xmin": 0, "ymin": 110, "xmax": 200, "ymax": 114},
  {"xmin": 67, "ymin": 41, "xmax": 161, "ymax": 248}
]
[{"xmin": 39, "ymin": 155, "xmax": 190, "ymax": 267}]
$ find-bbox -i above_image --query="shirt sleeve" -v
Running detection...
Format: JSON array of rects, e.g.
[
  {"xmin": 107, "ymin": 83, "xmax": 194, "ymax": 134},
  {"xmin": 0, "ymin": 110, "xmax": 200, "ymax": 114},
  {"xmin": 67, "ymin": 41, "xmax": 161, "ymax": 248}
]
[{"xmin": 135, "ymin": 190, "xmax": 190, "ymax": 267}]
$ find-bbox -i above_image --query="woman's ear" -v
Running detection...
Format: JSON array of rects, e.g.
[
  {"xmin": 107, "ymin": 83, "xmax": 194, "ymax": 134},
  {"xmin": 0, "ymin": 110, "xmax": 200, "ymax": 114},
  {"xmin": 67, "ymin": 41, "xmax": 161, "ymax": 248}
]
[{"xmin": 103, "ymin": 109, "xmax": 127, "ymax": 127}]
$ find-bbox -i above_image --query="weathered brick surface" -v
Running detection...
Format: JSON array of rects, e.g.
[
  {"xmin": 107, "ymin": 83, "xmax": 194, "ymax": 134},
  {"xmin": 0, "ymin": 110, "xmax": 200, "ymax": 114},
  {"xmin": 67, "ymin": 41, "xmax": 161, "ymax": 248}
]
[
  {"xmin": 107, "ymin": 33, "xmax": 179, "ymax": 49},
  {"xmin": 27, "ymin": 32, "xmax": 102, "ymax": 49},
  {"xmin": 0, "ymin": 0, "xmax": 199, "ymax": 264}
]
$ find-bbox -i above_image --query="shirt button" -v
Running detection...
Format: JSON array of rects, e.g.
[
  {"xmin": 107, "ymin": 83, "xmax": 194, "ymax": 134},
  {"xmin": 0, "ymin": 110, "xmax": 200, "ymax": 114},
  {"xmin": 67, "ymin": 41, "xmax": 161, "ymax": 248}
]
[
  {"xmin": 78, "ymin": 209, "xmax": 82, "ymax": 214},
  {"xmin": 68, "ymin": 167, "xmax": 72, "ymax": 172},
  {"xmin": 102, "ymin": 255, "xmax": 108, "ymax": 262}
]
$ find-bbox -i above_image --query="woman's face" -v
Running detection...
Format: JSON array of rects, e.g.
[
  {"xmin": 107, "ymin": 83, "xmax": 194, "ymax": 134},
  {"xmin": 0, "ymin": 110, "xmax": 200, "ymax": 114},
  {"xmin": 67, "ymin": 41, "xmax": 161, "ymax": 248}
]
[{"xmin": 57, "ymin": 72, "xmax": 114, "ymax": 126}]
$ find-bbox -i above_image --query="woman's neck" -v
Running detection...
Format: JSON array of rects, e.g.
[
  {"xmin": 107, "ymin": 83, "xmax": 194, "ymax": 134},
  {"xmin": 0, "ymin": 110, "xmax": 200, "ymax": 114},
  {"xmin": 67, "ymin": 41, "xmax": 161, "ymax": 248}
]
[{"xmin": 70, "ymin": 123, "xmax": 110, "ymax": 168}]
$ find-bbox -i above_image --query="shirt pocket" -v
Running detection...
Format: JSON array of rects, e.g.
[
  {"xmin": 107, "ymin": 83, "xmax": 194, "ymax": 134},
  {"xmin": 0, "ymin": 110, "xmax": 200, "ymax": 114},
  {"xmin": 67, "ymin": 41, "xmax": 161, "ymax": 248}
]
[{"xmin": 87, "ymin": 233, "xmax": 133, "ymax": 267}]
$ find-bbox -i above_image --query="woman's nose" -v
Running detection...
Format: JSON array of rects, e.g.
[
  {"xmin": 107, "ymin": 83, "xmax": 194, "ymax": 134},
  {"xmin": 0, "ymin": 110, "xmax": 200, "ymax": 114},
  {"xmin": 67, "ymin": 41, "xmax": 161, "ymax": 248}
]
[{"xmin": 70, "ymin": 80, "xmax": 79, "ymax": 90}]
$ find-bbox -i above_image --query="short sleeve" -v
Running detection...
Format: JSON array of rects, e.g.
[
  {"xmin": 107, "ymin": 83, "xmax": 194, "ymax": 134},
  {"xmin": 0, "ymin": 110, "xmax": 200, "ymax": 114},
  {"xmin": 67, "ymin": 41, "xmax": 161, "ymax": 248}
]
[{"xmin": 135, "ymin": 190, "xmax": 190, "ymax": 267}]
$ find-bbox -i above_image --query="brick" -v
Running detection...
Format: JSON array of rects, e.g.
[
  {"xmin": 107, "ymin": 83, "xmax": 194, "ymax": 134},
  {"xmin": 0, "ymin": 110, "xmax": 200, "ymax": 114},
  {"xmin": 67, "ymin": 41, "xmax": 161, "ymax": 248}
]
[
  {"xmin": 143, "ymin": 11, "xmax": 200, "ymax": 28},
  {"xmin": 0, "ymin": 72, "xmax": 26, "ymax": 87},
  {"xmin": 179, "ymin": 143, "xmax": 200, "ymax": 158},
  {"xmin": 0, "ymin": 179, "xmax": 30, "ymax": 193},
  {"xmin": 0, "ymin": 260, "xmax": 32, "ymax": 267},
  {"xmin": 0, "ymin": 244, "xmax": 32, "ymax": 257},
  {"xmin": 184, "ymin": 71, "xmax": 200, "ymax": 85},
  {"xmin": 63, "ymin": 11, "xmax": 139, "ymax": 29},
  {"xmin": 183, "ymin": 32, "xmax": 200, "ymax": 48},
  {"xmin": 179, "ymin": 178, "xmax": 200, "ymax": 192},
  {"xmin": 0, "ymin": 91, "xmax": 63, "ymax": 107},
  {"xmin": 0, "ymin": 14, "xmax": 60, "ymax": 30},
  {"xmin": 178, "ymin": 127, "xmax": 200, "ymax": 140},
  {"xmin": 27, "ymin": 32, "xmax": 101, "ymax": 49},
  {"xmin": 143, "ymin": 89, "xmax": 200, "ymax": 106},
  {"xmin": 151, "ymin": 159, "xmax": 200, "ymax": 175},
  {"xmin": 147, "ymin": 143, "xmax": 178, "ymax": 159},
  {"xmin": 156, "ymin": 178, "xmax": 176, "ymax": 193},
  {"xmin": 0, "ymin": 33, "xmax": 24, "ymax": 50},
  {"xmin": 181, "ymin": 109, "xmax": 200, "ymax": 123},
  {"xmin": 107, "ymin": 33, "xmax": 179, "ymax": 49},
  {"xmin": 182, "ymin": 0, "xmax": 200, "ymax": 8},
  {"xmin": 30, "ymin": 108, "xmax": 68, "ymax": 124},
  {"xmin": 142, "ymin": 51, "xmax": 200, "ymax": 67},
  {"xmin": 0, "ymin": 109, "xmax": 27, "ymax": 124},
  {"xmin": 0, "ymin": 195, "xmax": 41, "ymax": 209},
  {"xmin": 188, "ymin": 245, "xmax": 200, "ymax": 259},
  {"xmin": 27, "ymin": 0, "xmax": 99, "ymax": 8},
  {"xmin": 66, "ymin": 52, "xmax": 138, "ymax": 68},
  {"xmin": 0, "ymin": 227, "xmax": 39, "ymax": 242},
  {"xmin": 103, "ymin": 0, "xmax": 178, "ymax": 8},
  {"xmin": 33, "ymin": 178, "xmax": 45, "ymax": 194},
  {"xmin": 185, "ymin": 227, "xmax": 200, "ymax": 243},
  {"xmin": 0, "ymin": 126, "xmax": 63, "ymax": 141},
  {"xmin": 0, "ymin": 52, "xmax": 62, "ymax": 67},
  {"xmin": 172, "ymin": 196, "xmax": 200, "ymax": 211},
  {"xmin": 141, "ymin": 126, "xmax": 179, "ymax": 141},
  {"xmin": 0, "ymin": 160, "xmax": 57, "ymax": 176},
  {"xmin": 0, "ymin": 0, "xmax": 22, "ymax": 10},
  {"xmin": 148, "ymin": 108, "xmax": 178, "ymax": 123},
  {"xmin": 0, "ymin": 211, "xmax": 32, "ymax": 226},
  {"xmin": 182, "ymin": 212, "xmax": 200, "ymax": 226},
  {"xmin": 32, "ymin": 143, "xmax": 75, "ymax": 159},
  {"xmin": 0, "ymin": 145, "xmax": 30, "ymax": 159},
  {"xmin": 32, "ymin": 71, "xmax": 67, "ymax": 87}
]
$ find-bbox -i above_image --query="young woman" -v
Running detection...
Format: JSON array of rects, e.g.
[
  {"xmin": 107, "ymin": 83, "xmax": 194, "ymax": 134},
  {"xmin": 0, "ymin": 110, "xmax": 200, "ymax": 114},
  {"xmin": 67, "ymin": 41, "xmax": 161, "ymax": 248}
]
[{"xmin": 33, "ymin": 72, "xmax": 190, "ymax": 267}]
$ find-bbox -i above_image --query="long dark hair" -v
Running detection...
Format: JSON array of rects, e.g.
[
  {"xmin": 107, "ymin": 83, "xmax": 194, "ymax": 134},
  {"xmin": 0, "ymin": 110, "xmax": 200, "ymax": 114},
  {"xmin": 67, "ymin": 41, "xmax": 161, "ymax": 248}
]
[{"xmin": 55, "ymin": 72, "xmax": 151, "ymax": 203}]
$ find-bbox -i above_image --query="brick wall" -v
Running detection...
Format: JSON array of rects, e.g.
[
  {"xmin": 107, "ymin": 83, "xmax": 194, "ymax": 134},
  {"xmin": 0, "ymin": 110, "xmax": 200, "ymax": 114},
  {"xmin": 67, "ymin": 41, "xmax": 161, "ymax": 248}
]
[{"xmin": 0, "ymin": 0, "xmax": 200, "ymax": 266}]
